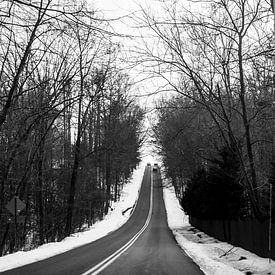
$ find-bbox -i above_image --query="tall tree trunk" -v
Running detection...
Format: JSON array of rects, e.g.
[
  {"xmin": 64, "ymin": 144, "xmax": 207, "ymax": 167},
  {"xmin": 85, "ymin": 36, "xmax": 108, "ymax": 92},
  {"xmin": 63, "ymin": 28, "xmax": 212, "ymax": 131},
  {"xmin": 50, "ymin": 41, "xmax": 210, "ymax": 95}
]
[
  {"xmin": 114, "ymin": 170, "xmax": 119, "ymax": 202},
  {"xmin": 64, "ymin": 48, "xmax": 84, "ymax": 236},
  {"xmin": 64, "ymin": 134, "xmax": 81, "ymax": 237},
  {"xmin": 64, "ymin": 87, "xmax": 82, "ymax": 236},
  {"xmin": 104, "ymin": 152, "xmax": 111, "ymax": 215},
  {"xmin": 37, "ymin": 139, "xmax": 45, "ymax": 245},
  {"xmin": 238, "ymin": 35, "xmax": 263, "ymax": 220},
  {"xmin": 0, "ymin": 224, "xmax": 9, "ymax": 256}
]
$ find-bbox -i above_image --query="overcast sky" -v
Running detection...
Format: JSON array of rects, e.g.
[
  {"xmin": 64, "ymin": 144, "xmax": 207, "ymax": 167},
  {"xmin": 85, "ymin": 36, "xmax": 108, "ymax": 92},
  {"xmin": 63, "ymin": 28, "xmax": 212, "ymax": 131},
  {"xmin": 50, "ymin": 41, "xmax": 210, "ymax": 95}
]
[
  {"xmin": 90, "ymin": 1, "xmax": 159, "ymax": 102},
  {"xmin": 93, "ymin": 0, "xmax": 147, "ymax": 18},
  {"xmin": 91, "ymin": 0, "xmax": 153, "ymax": 39}
]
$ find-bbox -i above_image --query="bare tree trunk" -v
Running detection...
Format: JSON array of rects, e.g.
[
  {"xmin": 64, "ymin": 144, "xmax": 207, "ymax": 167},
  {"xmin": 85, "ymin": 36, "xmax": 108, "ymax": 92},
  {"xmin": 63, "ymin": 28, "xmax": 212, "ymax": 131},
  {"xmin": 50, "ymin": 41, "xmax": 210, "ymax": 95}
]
[
  {"xmin": 64, "ymin": 94, "xmax": 82, "ymax": 236},
  {"xmin": 0, "ymin": 224, "xmax": 9, "ymax": 256},
  {"xmin": 238, "ymin": 36, "xmax": 263, "ymax": 220},
  {"xmin": 104, "ymin": 152, "xmax": 111, "ymax": 215},
  {"xmin": 37, "ymin": 134, "xmax": 45, "ymax": 245},
  {"xmin": 114, "ymin": 171, "xmax": 119, "ymax": 202}
]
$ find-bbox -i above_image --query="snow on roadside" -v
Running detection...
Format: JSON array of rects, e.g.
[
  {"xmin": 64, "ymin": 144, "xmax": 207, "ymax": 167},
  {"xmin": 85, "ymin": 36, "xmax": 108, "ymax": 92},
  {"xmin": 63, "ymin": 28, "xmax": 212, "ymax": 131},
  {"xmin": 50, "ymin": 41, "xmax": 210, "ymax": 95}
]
[
  {"xmin": 162, "ymin": 180, "xmax": 275, "ymax": 275},
  {"xmin": 0, "ymin": 161, "xmax": 146, "ymax": 272}
]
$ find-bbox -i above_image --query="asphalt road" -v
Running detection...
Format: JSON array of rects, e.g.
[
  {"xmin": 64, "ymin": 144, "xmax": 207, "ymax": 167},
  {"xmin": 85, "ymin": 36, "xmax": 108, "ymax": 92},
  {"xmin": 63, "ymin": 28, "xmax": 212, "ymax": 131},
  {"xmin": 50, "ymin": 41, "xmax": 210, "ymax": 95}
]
[{"xmin": 2, "ymin": 166, "xmax": 203, "ymax": 275}]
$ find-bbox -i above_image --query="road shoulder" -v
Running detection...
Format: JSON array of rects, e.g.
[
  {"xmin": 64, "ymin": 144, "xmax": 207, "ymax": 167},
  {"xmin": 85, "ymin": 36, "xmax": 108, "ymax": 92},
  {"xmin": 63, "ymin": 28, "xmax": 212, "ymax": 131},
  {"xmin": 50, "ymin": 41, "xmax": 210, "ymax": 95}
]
[{"xmin": 162, "ymin": 180, "xmax": 275, "ymax": 275}]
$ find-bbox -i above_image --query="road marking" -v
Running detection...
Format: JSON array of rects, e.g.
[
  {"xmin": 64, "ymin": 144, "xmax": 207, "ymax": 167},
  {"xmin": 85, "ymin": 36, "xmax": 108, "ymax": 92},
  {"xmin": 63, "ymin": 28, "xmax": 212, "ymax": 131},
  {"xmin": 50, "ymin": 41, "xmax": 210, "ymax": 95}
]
[{"xmin": 81, "ymin": 168, "xmax": 154, "ymax": 275}]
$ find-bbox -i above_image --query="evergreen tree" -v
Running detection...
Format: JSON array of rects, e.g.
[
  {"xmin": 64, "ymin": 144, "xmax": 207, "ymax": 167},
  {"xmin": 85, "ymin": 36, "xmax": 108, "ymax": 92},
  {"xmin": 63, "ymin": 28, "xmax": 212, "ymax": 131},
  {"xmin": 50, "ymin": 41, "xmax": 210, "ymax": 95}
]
[{"xmin": 182, "ymin": 146, "xmax": 244, "ymax": 219}]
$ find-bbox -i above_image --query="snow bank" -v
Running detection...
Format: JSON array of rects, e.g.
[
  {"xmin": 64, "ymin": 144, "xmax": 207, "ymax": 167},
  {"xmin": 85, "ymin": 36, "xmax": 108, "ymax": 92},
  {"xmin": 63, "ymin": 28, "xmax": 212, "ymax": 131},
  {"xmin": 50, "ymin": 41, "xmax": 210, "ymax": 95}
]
[
  {"xmin": 0, "ymin": 161, "xmax": 146, "ymax": 272},
  {"xmin": 163, "ymin": 181, "xmax": 275, "ymax": 275}
]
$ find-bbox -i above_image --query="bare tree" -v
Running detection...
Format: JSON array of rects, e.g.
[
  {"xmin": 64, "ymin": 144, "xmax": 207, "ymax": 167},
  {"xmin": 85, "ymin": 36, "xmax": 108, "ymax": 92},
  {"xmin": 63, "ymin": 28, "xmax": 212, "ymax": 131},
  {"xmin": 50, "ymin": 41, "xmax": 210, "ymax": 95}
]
[{"xmin": 136, "ymin": 0, "xmax": 273, "ymax": 219}]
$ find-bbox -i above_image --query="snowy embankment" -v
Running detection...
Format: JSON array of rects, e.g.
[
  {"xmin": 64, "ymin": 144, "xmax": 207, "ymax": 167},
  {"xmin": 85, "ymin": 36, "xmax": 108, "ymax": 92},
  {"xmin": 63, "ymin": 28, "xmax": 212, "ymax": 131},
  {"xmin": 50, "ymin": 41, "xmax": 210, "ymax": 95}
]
[
  {"xmin": 163, "ymin": 181, "xmax": 275, "ymax": 275},
  {"xmin": 0, "ymin": 161, "xmax": 146, "ymax": 272}
]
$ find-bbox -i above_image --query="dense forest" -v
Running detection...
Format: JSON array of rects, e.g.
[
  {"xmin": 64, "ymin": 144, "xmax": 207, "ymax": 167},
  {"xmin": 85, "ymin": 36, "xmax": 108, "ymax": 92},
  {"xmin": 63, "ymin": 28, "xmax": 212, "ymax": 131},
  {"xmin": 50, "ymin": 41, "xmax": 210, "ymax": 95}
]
[
  {"xmin": 143, "ymin": 0, "xmax": 275, "ymax": 221},
  {"xmin": 1, "ymin": 0, "xmax": 275, "ymax": 259},
  {"xmin": 0, "ymin": 1, "xmax": 144, "ymax": 255}
]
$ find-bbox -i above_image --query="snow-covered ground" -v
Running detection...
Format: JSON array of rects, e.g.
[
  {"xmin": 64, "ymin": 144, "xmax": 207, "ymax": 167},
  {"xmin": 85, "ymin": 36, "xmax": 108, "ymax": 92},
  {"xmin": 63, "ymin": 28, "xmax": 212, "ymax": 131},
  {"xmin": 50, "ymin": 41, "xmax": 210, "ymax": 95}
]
[
  {"xmin": 0, "ymin": 159, "xmax": 148, "ymax": 272},
  {"xmin": 162, "ymin": 180, "xmax": 275, "ymax": 275}
]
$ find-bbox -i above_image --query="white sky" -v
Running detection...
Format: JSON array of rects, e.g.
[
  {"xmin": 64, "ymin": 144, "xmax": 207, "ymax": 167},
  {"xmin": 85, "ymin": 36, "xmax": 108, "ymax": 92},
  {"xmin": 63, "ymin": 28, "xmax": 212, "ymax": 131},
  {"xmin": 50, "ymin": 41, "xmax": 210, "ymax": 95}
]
[
  {"xmin": 92, "ymin": 0, "xmax": 164, "ymax": 142},
  {"xmin": 92, "ymin": 0, "xmax": 147, "ymax": 36},
  {"xmin": 93, "ymin": 0, "xmax": 149, "ymax": 18},
  {"xmin": 93, "ymin": 0, "xmax": 138, "ymax": 15}
]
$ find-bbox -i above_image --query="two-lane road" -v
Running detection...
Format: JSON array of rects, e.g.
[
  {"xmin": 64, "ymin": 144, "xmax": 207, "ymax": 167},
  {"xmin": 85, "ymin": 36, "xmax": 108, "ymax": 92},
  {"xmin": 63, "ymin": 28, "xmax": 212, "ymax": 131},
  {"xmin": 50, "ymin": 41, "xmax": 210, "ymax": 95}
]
[
  {"xmin": 99, "ymin": 168, "xmax": 203, "ymax": 275},
  {"xmin": 2, "ymin": 166, "xmax": 203, "ymax": 275}
]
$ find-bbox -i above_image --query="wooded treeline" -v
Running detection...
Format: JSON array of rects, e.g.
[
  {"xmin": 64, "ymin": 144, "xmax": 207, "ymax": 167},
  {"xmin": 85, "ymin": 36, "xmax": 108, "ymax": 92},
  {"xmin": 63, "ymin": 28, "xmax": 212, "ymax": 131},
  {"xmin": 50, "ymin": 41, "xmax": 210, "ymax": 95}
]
[
  {"xmin": 0, "ymin": 0, "xmax": 144, "ymax": 255},
  {"xmin": 137, "ymin": 0, "xmax": 275, "ymax": 221}
]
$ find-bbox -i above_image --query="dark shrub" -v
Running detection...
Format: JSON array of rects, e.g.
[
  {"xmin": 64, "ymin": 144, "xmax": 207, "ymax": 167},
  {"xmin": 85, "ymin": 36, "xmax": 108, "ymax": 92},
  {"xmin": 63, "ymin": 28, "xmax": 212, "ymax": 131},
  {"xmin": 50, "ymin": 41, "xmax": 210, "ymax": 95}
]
[{"xmin": 181, "ymin": 146, "xmax": 244, "ymax": 219}]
